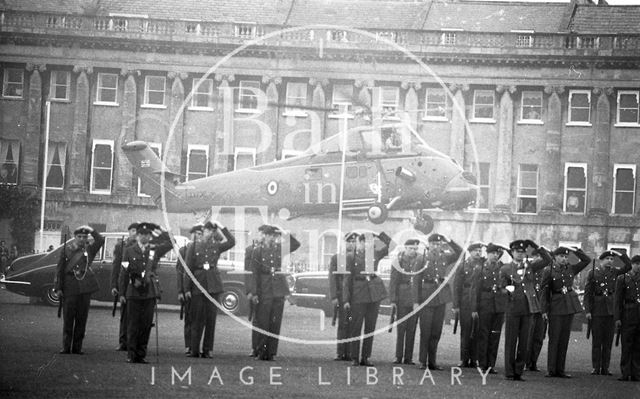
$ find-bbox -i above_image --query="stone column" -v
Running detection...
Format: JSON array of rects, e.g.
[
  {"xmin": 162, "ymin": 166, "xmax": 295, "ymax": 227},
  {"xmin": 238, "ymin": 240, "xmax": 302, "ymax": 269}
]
[
  {"xmin": 449, "ymin": 83, "xmax": 468, "ymax": 165},
  {"xmin": 213, "ymin": 74, "xmax": 234, "ymax": 174},
  {"xmin": 309, "ymin": 78, "xmax": 327, "ymax": 143},
  {"xmin": 22, "ymin": 63, "xmax": 45, "ymax": 189},
  {"xmin": 540, "ymin": 86, "xmax": 564, "ymax": 213},
  {"xmin": 167, "ymin": 71, "xmax": 187, "ymax": 174},
  {"xmin": 262, "ymin": 76, "xmax": 280, "ymax": 164},
  {"xmin": 114, "ymin": 69, "xmax": 137, "ymax": 193},
  {"xmin": 68, "ymin": 65, "xmax": 92, "ymax": 191},
  {"xmin": 493, "ymin": 86, "xmax": 515, "ymax": 212},
  {"xmin": 589, "ymin": 88, "xmax": 613, "ymax": 216}
]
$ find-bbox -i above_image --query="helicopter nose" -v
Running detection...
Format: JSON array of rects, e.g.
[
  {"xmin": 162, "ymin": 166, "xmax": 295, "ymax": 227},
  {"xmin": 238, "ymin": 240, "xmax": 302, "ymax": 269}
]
[{"xmin": 440, "ymin": 172, "xmax": 479, "ymax": 209}]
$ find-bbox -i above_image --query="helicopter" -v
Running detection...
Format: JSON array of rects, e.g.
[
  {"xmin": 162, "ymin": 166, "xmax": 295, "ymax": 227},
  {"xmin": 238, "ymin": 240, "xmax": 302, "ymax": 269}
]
[{"xmin": 122, "ymin": 116, "xmax": 478, "ymax": 233}]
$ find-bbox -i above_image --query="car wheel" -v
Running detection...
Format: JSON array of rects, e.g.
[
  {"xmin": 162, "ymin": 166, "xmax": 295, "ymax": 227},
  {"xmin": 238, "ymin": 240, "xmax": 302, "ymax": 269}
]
[
  {"xmin": 42, "ymin": 286, "xmax": 60, "ymax": 307},
  {"xmin": 220, "ymin": 286, "xmax": 248, "ymax": 316}
]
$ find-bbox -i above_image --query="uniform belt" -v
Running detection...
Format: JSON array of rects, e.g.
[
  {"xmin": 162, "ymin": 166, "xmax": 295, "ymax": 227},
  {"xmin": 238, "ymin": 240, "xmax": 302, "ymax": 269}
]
[
  {"xmin": 354, "ymin": 275, "xmax": 377, "ymax": 281},
  {"xmin": 552, "ymin": 287, "xmax": 573, "ymax": 294},
  {"xmin": 424, "ymin": 279, "xmax": 444, "ymax": 285}
]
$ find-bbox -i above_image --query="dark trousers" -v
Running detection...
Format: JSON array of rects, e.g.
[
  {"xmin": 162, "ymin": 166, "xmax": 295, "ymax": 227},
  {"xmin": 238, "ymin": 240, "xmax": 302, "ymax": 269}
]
[
  {"xmin": 395, "ymin": 305, "xmax": 417, "ymax": 362},
  {"xmin": 547, "ymin": 314, "xmax": 574, "ymax": 375},
  {"xmin": 620, "ymin": 320, "xmax": 640, "ymax": 378},
  {"xmin": 126, "ymin": 297, "xmax": 155, "ymax": 361},
  {"xmin": 62, "ymin": 293, "xmax": 92, "ymax": 353},
  {"xmin": 418, "ymin": 303, "xmax": 446, "ymax": 366},
  {"xmin": 504, "ymin": 313, "xmax": 531, "ymax": 377},
  {"xmin": 477, "ymin": 311, "xmax": 504, "ymax": 370},
  {"xmin": 526, "ymin": 312, "xmax": 546, "ymax": 368},
  {"xmin": 255, "ymin": 296, "xmax": 285, "ymax": 359},
  {"xmin": 118, "ymin": 302, "xmax": 127, "ymax": 347},
  {"xmin": 350, "ymin": 301, "xmax": 380, "ymax": 361},
  {"xmin": 459, "ymin": 305, "xmax": 476, "ymax": 365},
  {"xmin": 190, "ymin": 293, "xmax": 219, "ymax": 354},
  {"xmin": 335, "ymin": 300, "xmax": 351, "ymax": 358},
  {"xmin": 183, "ymin": 299, "xmax": 191, "ymax": 349},
  {"xmin": 591, "ymin": 315, "xmax": 615, "ymax": 371}
]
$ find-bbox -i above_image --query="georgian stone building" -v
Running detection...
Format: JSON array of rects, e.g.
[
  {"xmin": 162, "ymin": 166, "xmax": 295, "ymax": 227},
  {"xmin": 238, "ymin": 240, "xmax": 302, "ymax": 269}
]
[{"xmin": 1, "ymin": 0, "xmax": 639, "ymax": 270}]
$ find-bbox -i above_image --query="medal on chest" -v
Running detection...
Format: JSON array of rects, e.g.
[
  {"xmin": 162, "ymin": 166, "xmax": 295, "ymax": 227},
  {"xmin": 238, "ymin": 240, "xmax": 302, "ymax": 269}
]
[{"xmin": 203, "ymin": 262, "xmax": 210, "ymax": 271}]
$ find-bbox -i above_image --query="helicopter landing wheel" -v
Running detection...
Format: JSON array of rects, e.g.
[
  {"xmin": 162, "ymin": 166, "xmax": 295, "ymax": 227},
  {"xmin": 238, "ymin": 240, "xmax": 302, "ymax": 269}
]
[{"xmin": 367, "ymin": 203, "xmax": 388, "ymax": 224}]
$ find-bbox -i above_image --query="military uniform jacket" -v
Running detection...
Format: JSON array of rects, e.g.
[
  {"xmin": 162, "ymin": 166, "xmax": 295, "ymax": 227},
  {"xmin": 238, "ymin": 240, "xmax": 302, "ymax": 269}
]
[
  {"xmin": 111, "ymin": 237, "xmax": 136, "ymax": 291},
  {"xmin": 470, "ymin": 259, "xmax": 508, "ymax": 314},
  {"xmin": 185, "ymin": 228, "xmax": 235, "ymax": 295},
  {"xmin": 55, "ymin": 230, "xmax": 105, "ymax": 296},
  {"xmin": 540, "ymin": 249, "xmax": 591, "ymax": 315},
  {"xmin": 500, "ymin": 247, "xmax": 551, "ymax": 316},
  {"xmin": 614, "ymin": 271, "xmax": 640, "ymax": 325},
  {"xmin": 119, "ymin": 232, "xmax": 173, "ymax": 300},
  {"xmin": 343, "ymin": 232, "xmax": 392, "ymax": 305},
  {"xmin": 412, "ymin": 240, "xmax": 463, "ymax": 308},
  {"xmin": 329, "ymin": 254, "xmax": 345, "ymax": 302},
  {"xmin": 248, "ymin": 234, "xmax": 301, "ymax": 299},
  {"xmin": 389, "ymin": 252, "xmax": 423, "ymax": 307},
  {"xmin": 584, "ymin": 255, "xmax": 632, "ymax": 316},
  {"xmin": 454, "ymin": 256, "xmax": 484, "ymax": 309}
]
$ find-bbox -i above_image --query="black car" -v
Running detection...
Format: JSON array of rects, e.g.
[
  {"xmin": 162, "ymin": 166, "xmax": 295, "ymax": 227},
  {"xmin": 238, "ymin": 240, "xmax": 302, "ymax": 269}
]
[{"xmin": 1, "ymin": 233, "xmax": 250, "ymax": 316}]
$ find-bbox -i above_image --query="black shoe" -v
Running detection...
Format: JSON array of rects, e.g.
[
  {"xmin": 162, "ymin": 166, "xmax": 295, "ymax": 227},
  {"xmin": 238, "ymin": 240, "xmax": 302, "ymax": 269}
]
[
  {"xmin": 187, "ymin": 352, "xmax": 200, "ymax": 358},
  {"xmin": 419, "ymin": 363, "xmax": 427, "ymax": 370},
  {"xmin": 201, "ymin": 351, "xmax": 213, "ymax": 359},
  {"xmin": 72, "ymin": 350, "xmax": 84, "ymax": 355},
  {"xmin": 116, "ymin": 345, "xmax": 127, "ymax": 351},
  {"xmin": 630, "ymin": 376, "xmax": 639, "ymax": 381},
  {"xmin": 137, "ymin": 359, "xmax": 149, "ymax": 364},
  {"xmin": 457, "ymin": 362, "xmax": 467, "ymax": 367},
  {"xmin": 591, "ymin": 369, "xmax": 600, "ymax": 375},
  {"xmin": 393, "ymin": 358, "xmax": 402, "ymax": 364},
  {"xmin": 618, "ymin": 376, "xmax": 629, "ymax": 381},
  {"xmin": 488, "ymin": 369, "xmax": 498, "ymax": 375},
  {"xmin": 505, "ymin": 376, "xmax": 514, "ymax": 380},
  {"xmin": 428, "ymin": 365, "xmax": 444, "ymax": 371},
  {"xmin": 601, "ymin": 369, "xmax": 612, "ymax": 376},
  {"xmin": 342, "ymin": 356, "xmax": 352, "ymax": 361},
  {"xmin": 545, "ymin": 373, "xmax": 557, "ymax": 378},
  {"xmin": 403, "ymin": 360, "xmax": 415, "ymax": 365},
  {"xmin": 352, "ymin": 359, "xmax": 360, "ymax": 367},
  {"xmin": 528, "ymin": 364, "xmax": 540, "ymax": 372},
  {"xmin": 334, "ymin": 356, "xmax": 344, "ymax": 361},
  {"xmin": 248, "ymin": 350, "xmax": 257, "ymax": 357},
  {"xmin": 557, "ymin": 373, "xmax": 572, "ymax": 379},
  {"xmin": 185, "ymin": 348, "xmax": 191, "ymax": 355},
  {"xmin": 59, "ymin": 349, "xmax": 71, "ymax": 354},
  {"xmin": 513, "ymin": 375, "xmax": 525, "ymax": 381},
  {"xmin": 360, "ymin": 358, "xmax": 374, "ymax": 367}
]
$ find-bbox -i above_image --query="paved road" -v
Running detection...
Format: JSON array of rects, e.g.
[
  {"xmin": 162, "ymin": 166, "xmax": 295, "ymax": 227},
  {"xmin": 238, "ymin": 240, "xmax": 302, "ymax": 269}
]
[{"xmin": 0, "ymin": 287, "xmax": 637, "ymax": 398}]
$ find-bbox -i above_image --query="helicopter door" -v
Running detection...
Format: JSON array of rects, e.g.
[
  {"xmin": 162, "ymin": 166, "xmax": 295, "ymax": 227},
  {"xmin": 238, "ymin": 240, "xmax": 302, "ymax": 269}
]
[{"xmin": 341, "ymin": 164, "xmax": 378, "ymax": 213}]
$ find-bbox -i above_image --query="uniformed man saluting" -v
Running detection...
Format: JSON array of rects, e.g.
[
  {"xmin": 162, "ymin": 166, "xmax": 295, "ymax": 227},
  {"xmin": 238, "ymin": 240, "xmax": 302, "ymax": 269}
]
[
  {"xmin": 118, "ymin": 222, "xmax": 172, "ymax": 363},
  {"xmin": 185, "ymin": 221, "xmax": 235, "ymax": 358},
  {"xmin": 248, "ymin": 225, "xmax": 300, "ymax": 361},
  {"xmin": 110, "ymin": 222, "xmax": 138, "ymax": 351},
  {"xmin": 177, "ymin": 223, "xmax": 203, "ymax": 355},
  {"xmin": 389, "ymin": 238, "xmax": 422, "ymax": 365},
  {"xmin": 413, "ymin": 233, "xmax": 462, "ymax": 371},
  {"xmin": 454, "ymin": 242, "xmax": 485, "ymax": 368},
  {"xmin": 55, "ymin": 225, "xmax": 105, "ymax": 355},
  {"xmin": 500, "ymin": 239, "xmax": 551, "ymax": 381},
  {"xmin": 540, "ymin": 246, "xmax": 590, "ymax": 378},
  {"xmin": 343, "ymin": 231, "xmax": 392, "ymax": 367},
  {"xmin": 584, "ymin": 250, "xmax": 631, "ymax": 375},
  {"xmin": 614, "ymin": 254, "xmax": 640, "ymax": 382}
]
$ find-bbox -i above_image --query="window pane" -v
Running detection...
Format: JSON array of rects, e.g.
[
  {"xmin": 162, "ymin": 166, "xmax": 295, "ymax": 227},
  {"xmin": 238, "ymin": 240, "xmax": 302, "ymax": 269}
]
[
  {"xmin": 333, "ymin": 84, "xmax": 352, "ymax": 104},
  {"xmin": 614, "ymin": 192, "xmax": 634, "ymax": 214},
  {"xmin": 518, "ymin": 198, "xmax": 537, "ymax": 213},
  {"xmin": 235, "ymin": 153, "xmax": 254, "ymax": 170},
  {"xmin": 47, "ymin": 165, "xmax": 64, "ymax": 188},
  {"xmin": 565, "ymin": 190, "xmax": 585, "ymax": 213},
  {"xmin": 148, "ymin": 77, "xmax": 165, "ymax": 91},
  {"xmin": 616, "ymin": 168, "xmax": 635, "ymax": 191},
  {"xmin": 619, "ymin": 108, "xmax": 638, "ymax": 123},
  {"xmin": 620, "ymin": 93, "xmax": 638, "ymax": 108},
  {"xmin": 101, "ymin": 74, "xmax": 117, "ymax": 89},
  {"xmin": 93, "ymin": 169, "xmax": 111, "ymax": 190},
  {"xmin": 571, "ymin": 108, "xmax": 589, "ymax": 122},
  {"xmin": 94, "ymin": 144, "xmax": 112, "ymax": 167},
  {"xmin": 147, "ymin": 91, "xmax": 164, "ymax": 105},
  {"xmin": 571, "ymin": 93, "xmax": 589, "ymax": 108},
  {"xmin": 346, "ymin": 166, "xmax": 358, "ymax": 179},
  {"xmin": 567, "ymin": 166, "xmax": 586, "ymax": 189},
  {"xmin": 189, "ymin": 150, "xmax": 207, "ymax": 173}
]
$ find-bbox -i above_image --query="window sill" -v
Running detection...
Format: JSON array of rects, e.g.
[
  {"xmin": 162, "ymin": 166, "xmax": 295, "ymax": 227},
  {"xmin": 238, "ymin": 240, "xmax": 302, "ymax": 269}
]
[
  {"xmin": 469, "ymin": 118, "xmax": 496, "ymax": 124},
  {"xmin": 90, "ymin": 190, "xmax": 112, "ymax": 195},
  {"xmin": 93, "ymin": 101, "xmax": 119, "ymax": 107},
  {"xmin": 422, "ymin": 116, "xmax": 448, "ymax": 122},
  {"xmin": 235, "ymin": 108, "xmax": 262, "ymax": 114},
  {"xmin": 328, "ymin": 113, "xmax": 355, "ymax": 120},
  {"xmin": 517, "ymin": 120, "xmax": 544, "ymax": 125},
  {"xmin": 1, "ymin": 95, "xmax": 24, "ymax": 100},
  {"xmin": 566, "ymin": 122, "xmax": 592, "ymax": 127},
  {"xmin": 141, "ymin": 104, "xmax": 167, "ymax": 109},
  {"xmin": 465, "ymin": 208, "xmax": 490, "ymax": 213},
  {"xmin": 45, "ymin": 187, "xmax": 64, "ymax": 191},
  {"xmin": 609, "ymin": 213, "xmax": 636, "ymax": 217},
  {"xmin": 188, "ymin": 106, "xmax": 215, "ymax": 112},
  {"xmin": 563, "ymin": 211, "xmax": 586, "ymax": 215},
  {"xmin": 282, "ymin": 111, "xmax": 308, "ymax": 118},
  {"xmin": 49, "ymin": 98, "xmax": 71, "ymax": 103},
  {"xmin": 614, "ymin": 123, "xmax": 640, "ymax": 128},
  {"xmin": 515, "ymin": 212, "xmax": 538, "ymax": 215}
]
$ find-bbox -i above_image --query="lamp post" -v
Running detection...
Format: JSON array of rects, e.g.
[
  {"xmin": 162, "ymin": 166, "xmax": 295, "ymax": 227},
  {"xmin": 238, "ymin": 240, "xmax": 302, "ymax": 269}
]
[{"xmin": 39, "ymin": 100, "xmax": 51, "ymax": 253}]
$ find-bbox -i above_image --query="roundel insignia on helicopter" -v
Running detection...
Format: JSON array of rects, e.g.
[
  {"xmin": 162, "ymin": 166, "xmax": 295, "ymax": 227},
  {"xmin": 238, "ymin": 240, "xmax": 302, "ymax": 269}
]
[{"xmin": 267, "ymin": 180, "xmax": 278, "ymax": 195}]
